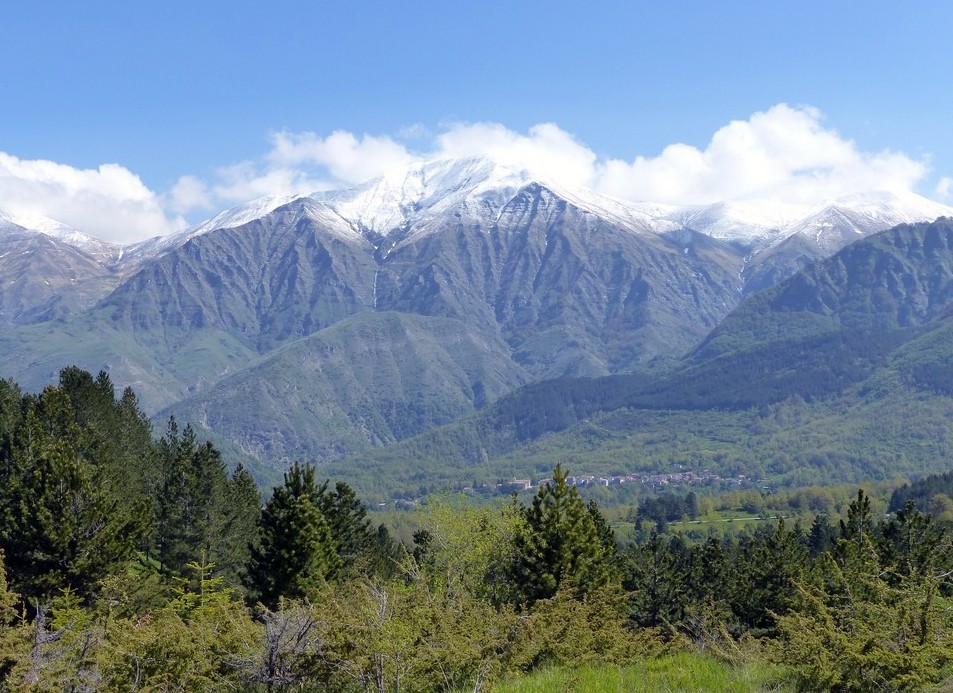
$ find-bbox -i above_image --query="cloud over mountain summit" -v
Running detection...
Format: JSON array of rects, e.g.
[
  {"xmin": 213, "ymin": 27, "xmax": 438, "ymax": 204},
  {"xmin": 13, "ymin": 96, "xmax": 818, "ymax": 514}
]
[{"xmin": 0, "ymin": 104, "xmax": 938, "ymax": 244}]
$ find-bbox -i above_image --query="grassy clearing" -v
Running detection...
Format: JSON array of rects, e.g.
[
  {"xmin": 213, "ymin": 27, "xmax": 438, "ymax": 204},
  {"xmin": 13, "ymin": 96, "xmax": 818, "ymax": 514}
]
[{"xmin": 490, "ymin": 653, "xmax": 790, "ymax": 692}]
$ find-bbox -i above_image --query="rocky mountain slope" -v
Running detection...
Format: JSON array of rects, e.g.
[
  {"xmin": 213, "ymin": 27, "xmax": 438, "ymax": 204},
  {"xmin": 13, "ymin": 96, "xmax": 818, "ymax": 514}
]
[
  {"xmin": 0, "ymin": 210, "xmax": 124, "ymax": 325},
  {"xmin": 334, "ymin": 218, "xmax": 953, "ymax": 497},
  {"xmin": 1, "ymin": 160, "xmax": 951, "ymax": 484}
]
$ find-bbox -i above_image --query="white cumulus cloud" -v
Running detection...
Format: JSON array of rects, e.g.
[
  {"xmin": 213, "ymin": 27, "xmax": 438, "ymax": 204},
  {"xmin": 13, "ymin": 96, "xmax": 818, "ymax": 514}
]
[
  {"xmin": 0, "ymin": 153, "xmax": 185, "ymax": 243},
  {"xmin": 1, "ymin": 104, "xmax": 941, "ymax": 243},
  {"xmin": 596, "ymin": 104, "xmax": 927, "ymax": 204},
  {"xmin": 184, "ymin": 104, "xmax": 932, "ymax": 216},
  {"xmin": 434, "ymin": 122, "xmax": 598, "ymax": 190}
]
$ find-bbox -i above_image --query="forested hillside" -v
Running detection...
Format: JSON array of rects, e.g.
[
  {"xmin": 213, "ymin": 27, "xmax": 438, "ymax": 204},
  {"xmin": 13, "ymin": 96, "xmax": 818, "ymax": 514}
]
[
  {"xmin": 2, "ymin": 367, "xmax": 953, "ymax": 689},
  {"xmin": 330, "ymin": 219, "xmax": 953, "ymax": 498}
]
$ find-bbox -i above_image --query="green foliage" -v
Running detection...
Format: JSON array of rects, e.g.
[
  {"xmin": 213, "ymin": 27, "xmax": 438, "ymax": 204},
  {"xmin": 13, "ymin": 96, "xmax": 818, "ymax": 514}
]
[
  {"xmin": 0, "ymin": 549, "xmax": 24, "ymax": 688},
  {"xmin": 317, "ymin": 479, "xmax": 397, "ymax": 578},
  {"xmin": 732, "ymin": 519, "xmax": 808, "ymax": 635},
  {"xmin": 0, "ymin": 386, "xmax": 147, "ymax": 600},
  {"xmin": 411, "ymin": 497, "xmax": 522, "ymax": 604},
  {"xmin": 316, "ymin": 576, "xmax": 520, "ymax": 692},
  {"xmin": 508, "ymin": 586, "xmax": 651, "ymax": 674},
  {"xmin": 153, "ymin": 418, "xmax": 226, "ymax": 574},
  {"xmin": 248, "ymin": 462, "xmax": 340, "ymax": 607},
  {"xmin": 636, "ymin": 492, "xmax": 699, "ymax": 529},
  {"xmin": 624, "ymin": 532, "xmax": 689, "ymax": 631},
  {"xmin": 100, "ymin": 560, "xmax": 260, "ymax": 691},
  {"xmin": 508, "ymin": 465, "xmax": 617, "ymax": 608},
  {"xmin": 777, "ymin": 569, "xmax": 953, "ymax": 691},
  {"xmin": 775, "ymin": 490, "xmax": 953, "ymax": 690},
  {"xmin": 891, "ymin": 470, "xmax": 953, "ymax": 513},
  {"xmin": 218, "ymin": 464, "xmax": 262, "ymax": 589},
  {"xmin": 490, "ymin": 654, "xmax": 788, "ymax": 693},
  {"xmin": 57, "ymin": 367, "xmax": 157, "ymax": 497},
  {"xmin": 8, "ymin": 362, "xmax": 953, "ymax": 689},
  {"xmin": 878, "ymin": 500, "xmax": 949, "ymax": 582}
]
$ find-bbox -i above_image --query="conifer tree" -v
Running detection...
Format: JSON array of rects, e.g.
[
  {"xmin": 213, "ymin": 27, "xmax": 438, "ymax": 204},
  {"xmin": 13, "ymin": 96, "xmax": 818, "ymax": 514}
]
[
  {"xmin": 317, "ymin": 480, "xmax": 394, "ymax": 576},
  {"xmin": 0, "ymin": 387, "xmax": 145, "ymax": 599},
  {"xmin": 507, "ymin": 464, "xmax": 614, "ymax": 607},
  {"xmin": 877, "ymin": 500, "xmax": 948, "ymax": 583},
  {"xmin": 152, "ymin": 418, "xmax": 232, "ymax": 576},
  {"xmin": 807, "ymin": 513, "xmax": 837, "ymax": 557},
  {"xmin": 0, "ymin": 378, "xmax": 23, "ymax": 451},
  {"xmin": 58, "ymin": 367, "xmax": 157, "ymax": 515},
  {"xmin": 732, "ymin": 518, "xmax": 807, "ymax": 634},
  {"xmin": 840, "ymin": 488, "xmax": 874, "ymax": 549},
  {"xmin": 0, "ymin": 548, "xmax": 19, "ymax": 687},
  {"xmin": 625, "ymin": 531, "xmax": 688, "ymax": 629},
  {"xmin": 248, "ymin": 462, "xmax": 340, "ymax": 607},
  {"xmin": 217, "ymin": 465, "xmax": 262, "ymax": 588}
]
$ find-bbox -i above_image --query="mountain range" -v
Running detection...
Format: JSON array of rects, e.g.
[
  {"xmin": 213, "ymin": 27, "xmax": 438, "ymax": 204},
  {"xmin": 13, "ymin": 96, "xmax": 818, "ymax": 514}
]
[
  {"xmin": 1, "ymin": 157, "xmax": 951, "ymax": 488},
  {"xmin": 329, "ymin": 218, "xmax": 953, "ymax": 497}
]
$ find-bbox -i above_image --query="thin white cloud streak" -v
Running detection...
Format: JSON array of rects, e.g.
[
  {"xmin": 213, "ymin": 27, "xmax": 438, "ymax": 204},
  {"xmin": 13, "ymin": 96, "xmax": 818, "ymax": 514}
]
[
  {"xmin": 0, "ymin": 104, "xmax": 940, "ymax": 242},
  {"xmin": 0, "ymin": 153, "xmax": 185, "ymax": 243}
]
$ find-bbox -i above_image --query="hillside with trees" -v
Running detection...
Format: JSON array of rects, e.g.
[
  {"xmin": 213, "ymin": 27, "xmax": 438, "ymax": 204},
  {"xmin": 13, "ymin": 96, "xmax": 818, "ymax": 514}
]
[{"xmin": 2, "ymin": 367, "xmax": 953, "ymax": 689}]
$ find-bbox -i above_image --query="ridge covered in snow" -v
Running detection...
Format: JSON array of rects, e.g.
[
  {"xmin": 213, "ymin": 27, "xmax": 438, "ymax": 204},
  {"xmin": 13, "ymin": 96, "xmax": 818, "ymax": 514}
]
[
  {"xmin": 175, "ymin": 157, "xmax": 682, "ymax": 250},
  {"xmin": 4, "ymin": 157, "xmax": 953, "ymax": 261},
  {"xmin": 170, "ymin": 157, "xmax": 953, "ymax": 255},
  {"xmin": 0, "ymin": 207, "xmax": 124, "ymax": 262}
]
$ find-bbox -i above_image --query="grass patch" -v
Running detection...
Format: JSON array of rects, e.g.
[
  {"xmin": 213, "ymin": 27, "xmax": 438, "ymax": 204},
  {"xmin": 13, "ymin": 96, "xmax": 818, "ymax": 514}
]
[{"xmin": 491, "ymin": 652, "xmax": 789, "ymax": 692}]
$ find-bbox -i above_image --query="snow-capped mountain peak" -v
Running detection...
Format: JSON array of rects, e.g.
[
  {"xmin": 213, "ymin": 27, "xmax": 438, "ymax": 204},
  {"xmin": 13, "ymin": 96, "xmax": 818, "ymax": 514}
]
[
  {"xmin": 313, "ymin": 157, "xmax": 536, "ymax": 235},
  {"xmin": 822, "ymin": 189, "xmax": 953, "ymax": 226},
  {"xmin": 11, "ymin": 157, "xmax": 952, "ymax": 267},
  {"xmin": 617, "ymin": 189, "xmax": 953, "ymax": 250},
  {"xmin": 760, "ymin": 189, "xmax": 953, "ymax": 254},
  {"xmin": 149, "ymin": 192, "xmax": 309, "ymax": 252},
  {"xmin": 0, "ymin": 207, "xmax": 123, "ymax": 261}
]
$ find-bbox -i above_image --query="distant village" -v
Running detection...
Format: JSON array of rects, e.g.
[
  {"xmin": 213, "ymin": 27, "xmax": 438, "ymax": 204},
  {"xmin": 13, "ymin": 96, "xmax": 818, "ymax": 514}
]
[
  {"xmin": 482, "ymin": 469, "xmax": 759, "ymax": 493},
  {"xmin": 385, "ymin": 469, "xmax": 759, "ymax": 509}
]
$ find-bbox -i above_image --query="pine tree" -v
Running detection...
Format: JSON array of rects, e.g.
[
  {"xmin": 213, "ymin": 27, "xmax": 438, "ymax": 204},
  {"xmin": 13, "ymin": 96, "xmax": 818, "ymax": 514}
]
[
  {"xmin": 152, "ymin": 418, "xmax": 231, "ymax": 576},
  {"xmin": 217, "ymin": 465, "xmax": 261, "ymax": 588},
  {"xmin": 317, "ymin": 480, "xmax": 393, "ymax": 576},
  {"xmin": 586, "ymin": 499, "xmax": 617, "ymax": 557},
  {"xmin": 248, "ymin": 463, "xmax": 340, "ymax": 607},
  {"xmin": 877, "ymin": 500, "xmax": 949, "ymax": 583},
  {"xmin": 0, "ymin": 387, "xmax": 145, "ymax": 599},
  {"xmin": 0, "ymin": 378, "xmax": 23, "ymax": 453},
  {"xmin": 807, "ymin": 513, "xmax": 837, "ymax": 557},
  {"xmin": 624, "ymin": 531, "xmax": 688, "ymax": 629},
  {"xmin": 731, "ymin": 518, "xmax": 807, "ymax": 634},
  {"xmin": 58, "ymin": 367, "xmax": 157, "ymax": 526},
  {"xmin": 0, "ymin": 548, "xmax": 20, "ymax": 687},
  {"xmin": 840, "ymin": 488, "xmax": 874, "ymax": 549},
  {"xmin": 507, "ymin": 464, "xmax": 614, "ymax": 607}
]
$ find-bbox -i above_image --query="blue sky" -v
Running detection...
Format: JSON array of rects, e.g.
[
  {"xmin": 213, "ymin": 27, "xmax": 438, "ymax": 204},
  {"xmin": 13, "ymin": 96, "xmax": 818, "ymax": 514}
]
[{"xmin": 2, "ymin": 1, "xmax": 952, "ymax": 242}]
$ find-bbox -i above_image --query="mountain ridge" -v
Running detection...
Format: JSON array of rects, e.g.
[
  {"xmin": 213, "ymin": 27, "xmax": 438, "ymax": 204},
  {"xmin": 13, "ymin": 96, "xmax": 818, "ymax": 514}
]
[{"xmin": 1, "ymin": 162, "xmax": 952, "ymax": 488}]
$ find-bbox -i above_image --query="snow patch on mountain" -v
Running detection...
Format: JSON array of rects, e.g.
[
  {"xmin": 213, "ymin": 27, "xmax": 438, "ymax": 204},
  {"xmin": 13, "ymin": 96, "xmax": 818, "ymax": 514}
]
[
  {"xmin": 0, "ymin": 207, "xmax": 123, "ymax": 262},
  {"xmin": 621, "ymin": 190, "xmax": 953, "ymax": 251},
  {"xmin": 314, "ymin": 158, "xmax": 533, "ymax": 236},
  {"xmin": 765, "ymin": 190, "xmax": 953, "ymax": 254},
  {"xmin": 21, "ymin": 156, "xmax": 952, "ymax": 266},
  {"xmin": 152, "ymin": 192, "xmax": 309, "ymax": 251}
]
